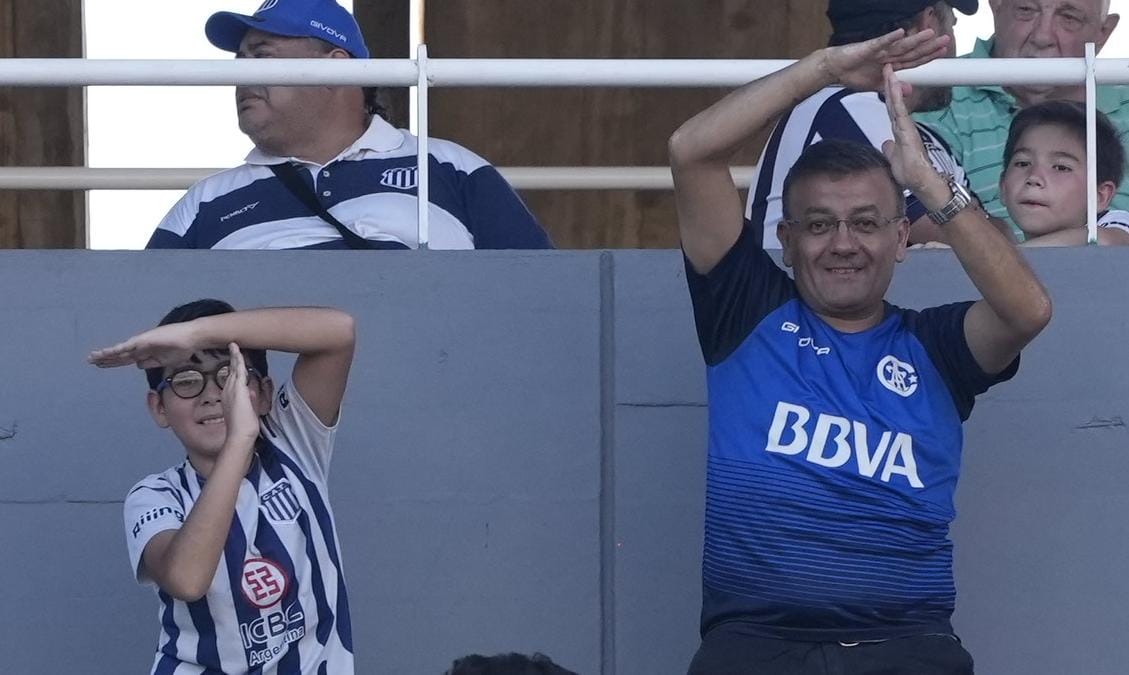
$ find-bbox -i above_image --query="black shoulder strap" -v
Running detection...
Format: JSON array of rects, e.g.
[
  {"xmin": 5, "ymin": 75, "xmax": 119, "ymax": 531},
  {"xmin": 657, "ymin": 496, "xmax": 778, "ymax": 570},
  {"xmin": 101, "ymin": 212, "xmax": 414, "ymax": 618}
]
[{"xmin": 269, "ymin": 162, "xmax": 376, "ymax": 250}]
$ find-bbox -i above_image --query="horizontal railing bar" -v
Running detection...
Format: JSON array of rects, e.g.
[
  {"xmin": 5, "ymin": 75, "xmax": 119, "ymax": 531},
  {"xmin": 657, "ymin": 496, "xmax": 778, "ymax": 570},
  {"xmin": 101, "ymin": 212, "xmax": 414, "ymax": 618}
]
[
  {"xmin": 0, "ymin": 57, "xmax": 1124, "ymax": 87},
  {"xmin": 0, "ymin": 166, "xmax": 757, "ymax": 191}
]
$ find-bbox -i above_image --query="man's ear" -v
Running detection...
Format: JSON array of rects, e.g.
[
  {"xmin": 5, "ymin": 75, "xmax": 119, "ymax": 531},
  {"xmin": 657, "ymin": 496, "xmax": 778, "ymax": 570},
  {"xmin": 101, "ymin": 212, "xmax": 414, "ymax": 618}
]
[
  {"xmin": 894, "ymin": 216, "xmax": 911, "ymax": 263},
  {"xmin": 1097, "ymin": 179, "xmax": 1117, "ymax": 212},
  {"xmin": 777, "ymin": 220, "xmax": 794, "ymax": 267},
  {"xmin": 147, "ymin": 390, "xmax": 170, "ymax": 429},
  {"xmin": 1097, "ymin": 14, "xmax": 1120, "ymax": 52}
]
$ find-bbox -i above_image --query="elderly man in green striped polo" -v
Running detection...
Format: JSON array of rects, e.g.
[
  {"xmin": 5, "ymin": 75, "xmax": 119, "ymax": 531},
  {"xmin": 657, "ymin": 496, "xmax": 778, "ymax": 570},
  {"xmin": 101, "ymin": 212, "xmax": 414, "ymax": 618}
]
[{"xmin": 915, "ymin": 0, "xmax": 1124, "ymax": 240}]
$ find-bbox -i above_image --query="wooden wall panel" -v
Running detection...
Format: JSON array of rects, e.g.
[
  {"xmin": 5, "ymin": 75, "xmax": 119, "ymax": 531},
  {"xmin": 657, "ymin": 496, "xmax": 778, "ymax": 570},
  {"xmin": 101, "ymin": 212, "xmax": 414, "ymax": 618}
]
[
  {"xmin": 0, "ymin": 0, "xmax": 85, "ymax": 248},
  {"xmin": 422, "ymin": 0, "xmax": 828, "ymax": 248},
  {"xmin": 355, "ymin": 1, "xmax": 412, "ymax": 129}
]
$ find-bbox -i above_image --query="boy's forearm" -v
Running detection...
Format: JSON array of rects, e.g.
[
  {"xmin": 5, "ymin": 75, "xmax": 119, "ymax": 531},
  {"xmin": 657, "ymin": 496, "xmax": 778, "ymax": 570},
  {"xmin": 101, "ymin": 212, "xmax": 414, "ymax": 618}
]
[
  {"xmin": 147, "ymin": 444, "xmax": 252, "ymax": 600},
  {"xmin": 190, "ymin": 307, "xmax": 355, "ymax": 357}
]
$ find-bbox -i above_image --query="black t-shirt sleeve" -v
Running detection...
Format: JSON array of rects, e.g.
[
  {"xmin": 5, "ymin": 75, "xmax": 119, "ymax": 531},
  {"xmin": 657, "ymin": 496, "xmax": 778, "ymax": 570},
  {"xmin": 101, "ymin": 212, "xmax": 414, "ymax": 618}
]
[
  {"xmin": 907, "ymin": 301, "xmax": 1021, "ymax": 421},
  {"xmin": 684, "ymin": 222, "xmax": 796, "ymax": 366}
]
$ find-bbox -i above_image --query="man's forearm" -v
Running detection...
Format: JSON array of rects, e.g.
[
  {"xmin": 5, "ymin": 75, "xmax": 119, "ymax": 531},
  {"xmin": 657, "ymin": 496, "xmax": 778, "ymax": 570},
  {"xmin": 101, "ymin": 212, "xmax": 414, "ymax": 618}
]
[
  {"xmin": 917, "ymin": 176, "xmax": 1050, "ymax": 335},
  {"xmin": 670, "ymin": 52, "xmax": 833, "ymax": 168}
]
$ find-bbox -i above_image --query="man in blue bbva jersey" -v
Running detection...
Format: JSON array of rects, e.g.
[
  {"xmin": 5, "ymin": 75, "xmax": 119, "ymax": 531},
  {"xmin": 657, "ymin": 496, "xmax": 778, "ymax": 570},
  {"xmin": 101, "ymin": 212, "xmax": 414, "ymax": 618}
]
[
  {"xmin": 148, "ymin": 0, "xmax": 550, "ymax": 250},
  {"xmin": 669, "ymin": 28, "xmax": 1052, "ymax": 674},
  {"xmin": 90, "ymin": 301, "xmax": 357, "ymax": 674}
]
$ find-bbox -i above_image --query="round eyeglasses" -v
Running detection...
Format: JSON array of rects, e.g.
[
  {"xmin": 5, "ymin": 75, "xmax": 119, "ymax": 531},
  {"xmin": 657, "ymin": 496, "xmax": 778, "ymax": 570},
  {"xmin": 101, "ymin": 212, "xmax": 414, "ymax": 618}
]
[{"xmin": 155, "ymin": 364, "xmax": 259, "ymax": 399}]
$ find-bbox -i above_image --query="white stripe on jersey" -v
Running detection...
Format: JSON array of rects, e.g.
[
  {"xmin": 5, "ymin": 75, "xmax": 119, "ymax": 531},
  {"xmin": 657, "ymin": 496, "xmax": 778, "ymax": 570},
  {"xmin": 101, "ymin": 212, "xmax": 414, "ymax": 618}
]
[
  {"xmin": 124, "ymin": 381, "xmax": 353, "ymax": 675},
  {"xmin": 746, "ymin": 87, "xmax": 968, "ymax": 248},
  {"xmin": 210, "ymin": 192, "xmax": 474, "ymax": 250}
]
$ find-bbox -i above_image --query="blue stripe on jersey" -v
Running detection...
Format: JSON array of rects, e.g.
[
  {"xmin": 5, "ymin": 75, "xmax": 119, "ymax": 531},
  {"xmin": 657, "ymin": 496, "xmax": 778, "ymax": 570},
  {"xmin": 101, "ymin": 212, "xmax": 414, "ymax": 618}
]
[
  {"xmin": 251, "ymin": 508, "xmax": 305, "ymax": 673},
  {"xmin": 260, "ymin": 450, "xmax": 334, "ymax": 647},
  {"xmin": 187, "ymin": 596, "xmax": 222, "ymax": 670},
  {"xmin": 747, "ymin": 107, "xmax": 795, "ymax": 246},
  {"xmin": 270, "ymin": 447, "xmax": 353, "ymax": 651},
  {"xmin": 156, "ymin": 590, "xmax": 181, "ymax": 672},
  {"xmin": 223, "ymin": 511, "xmax": 271, "ymax": 667}
]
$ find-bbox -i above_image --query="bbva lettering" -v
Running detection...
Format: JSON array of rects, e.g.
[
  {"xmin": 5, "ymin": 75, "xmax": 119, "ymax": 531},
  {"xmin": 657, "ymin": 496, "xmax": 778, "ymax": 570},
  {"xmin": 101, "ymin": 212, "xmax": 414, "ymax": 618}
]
[{"xmin": 765, "ymin": 401, "xmax": 923, "ymax": 488}]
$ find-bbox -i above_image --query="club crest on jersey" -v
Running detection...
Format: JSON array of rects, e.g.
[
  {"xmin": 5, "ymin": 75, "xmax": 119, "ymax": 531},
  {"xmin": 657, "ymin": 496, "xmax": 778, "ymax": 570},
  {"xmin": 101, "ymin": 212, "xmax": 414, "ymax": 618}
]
[
  {"xmin": 877, "ymin": 355, "xmax": 918, "ymax": 397},
  {"xmin": 381, "ymin": 167, "xmax": 418, "ymax": 190},
  {"xmin": 260, "ymin": 479, "xmax": 303, "ymax": 523},
  {"xmin": 241, "ymin": 557, "xmax": 289, "ymax": 608}
]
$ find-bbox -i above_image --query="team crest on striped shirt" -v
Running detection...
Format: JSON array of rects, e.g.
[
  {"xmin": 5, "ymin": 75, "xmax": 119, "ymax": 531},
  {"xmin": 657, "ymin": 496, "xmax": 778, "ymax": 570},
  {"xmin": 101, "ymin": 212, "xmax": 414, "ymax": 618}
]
[
  {"xmin": 380, "ymin": 167, "xmax": 418, "ymax": 190},
  {"xmin": 260, "ymin": 479, "xmax": 303, "ymax": 523}
]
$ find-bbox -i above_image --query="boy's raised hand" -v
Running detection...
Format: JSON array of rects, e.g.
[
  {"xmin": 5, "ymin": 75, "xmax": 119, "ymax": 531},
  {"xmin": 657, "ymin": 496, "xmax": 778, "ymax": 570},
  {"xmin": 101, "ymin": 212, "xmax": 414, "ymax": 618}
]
[
  {"xmin": 88, "ymin": 322, "xmax": 201, "ymax": 369},
  {"xmin": 221, "ymin": 343, "xmax": 260, "ymax": 452}
]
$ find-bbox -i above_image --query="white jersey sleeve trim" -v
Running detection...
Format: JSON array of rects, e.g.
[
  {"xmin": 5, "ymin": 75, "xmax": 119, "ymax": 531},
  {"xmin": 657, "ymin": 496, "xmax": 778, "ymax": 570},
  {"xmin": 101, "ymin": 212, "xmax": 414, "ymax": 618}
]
[
  {"xmin": 123, "ymin": 474, "xmax": 186, "ymax": 584},
  {"xmin": 265, "ymin": 379, "xmax": 338, "ymax": 482}
]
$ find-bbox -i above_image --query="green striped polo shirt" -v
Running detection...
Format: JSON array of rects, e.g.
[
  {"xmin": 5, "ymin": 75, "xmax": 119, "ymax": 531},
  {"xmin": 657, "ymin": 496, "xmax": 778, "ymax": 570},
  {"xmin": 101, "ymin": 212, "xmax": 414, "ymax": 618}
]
[{"xmin": 914, "ymin": 37, "xmax": 1129, "ymax": 239}]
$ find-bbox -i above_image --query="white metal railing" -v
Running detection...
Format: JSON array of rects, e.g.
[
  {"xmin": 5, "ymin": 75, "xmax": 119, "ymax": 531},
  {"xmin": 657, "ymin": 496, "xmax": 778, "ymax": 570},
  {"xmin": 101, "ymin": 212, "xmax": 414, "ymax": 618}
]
[{"xmin": 0, "ymin": 50, "xmax": 1119, "ymax": 245}]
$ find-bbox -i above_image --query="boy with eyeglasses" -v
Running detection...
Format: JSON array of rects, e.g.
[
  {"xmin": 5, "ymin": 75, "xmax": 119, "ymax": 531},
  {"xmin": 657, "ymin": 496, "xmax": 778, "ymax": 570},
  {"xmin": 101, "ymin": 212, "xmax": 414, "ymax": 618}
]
[{"xmin": 89, "ymin": 299, "xmax": 357, "ymax": 675}]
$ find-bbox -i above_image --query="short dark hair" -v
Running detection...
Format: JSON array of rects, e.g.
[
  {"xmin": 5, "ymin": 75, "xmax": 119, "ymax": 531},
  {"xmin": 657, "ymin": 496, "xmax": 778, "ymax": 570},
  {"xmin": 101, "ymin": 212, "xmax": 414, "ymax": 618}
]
[
  {"xmin": 827, "ymin": 1, "xmax": 946, "ymax": 46},
  {"xmin": 445, "ymin": 652, "xmax": 578, "ymax": 675},
  {"xmin": 144, "ymin": 299, "xmax": 269, "ymax": 391},
  {"xmin": 781, "ymin": 138, "xmax": 905, "ymax": 221},
  {"xmin": 1003, "ymin": 100, "xmax": 1125, "ymax": 188}
]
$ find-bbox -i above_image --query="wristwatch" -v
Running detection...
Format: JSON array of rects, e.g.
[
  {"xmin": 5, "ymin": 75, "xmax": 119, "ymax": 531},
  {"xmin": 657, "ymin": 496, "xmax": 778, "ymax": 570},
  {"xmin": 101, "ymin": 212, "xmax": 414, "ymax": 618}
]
[{"xmin": 925, "ymin": 176, "xmax": 973, "ymax": 226}]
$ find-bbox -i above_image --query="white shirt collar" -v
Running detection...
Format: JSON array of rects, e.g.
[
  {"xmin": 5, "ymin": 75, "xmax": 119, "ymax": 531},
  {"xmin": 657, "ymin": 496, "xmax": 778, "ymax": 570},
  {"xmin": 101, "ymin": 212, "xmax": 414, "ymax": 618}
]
[{"xmin": 244, "ymin": 115, "xmax": 405, "ymax": 167}]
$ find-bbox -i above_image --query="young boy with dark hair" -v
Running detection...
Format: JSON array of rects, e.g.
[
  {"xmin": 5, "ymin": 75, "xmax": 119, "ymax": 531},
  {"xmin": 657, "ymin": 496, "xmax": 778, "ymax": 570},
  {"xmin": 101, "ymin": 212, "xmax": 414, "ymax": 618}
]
[
  {"xmin": 999, "ymin": 100, "xmax": 1129, "ymax": 246},
  {"xmin": 89, "ymin": 300, "xmax": 356, "ymax": 674}
]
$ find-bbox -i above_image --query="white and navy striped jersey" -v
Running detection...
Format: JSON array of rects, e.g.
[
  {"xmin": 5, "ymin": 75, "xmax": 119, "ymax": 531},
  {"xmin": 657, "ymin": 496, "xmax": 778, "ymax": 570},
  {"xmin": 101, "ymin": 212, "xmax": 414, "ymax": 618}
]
[
  {"xmin": 745, "ymin": 87, "xmax": 968, "ymax": 248},
  {"xmin": 147, "ymin": 116, "xmax": 551, "ymax": 250},
  {"xmin": 124, "ymin": 382, "xmax": 353, "ymax": 675}
]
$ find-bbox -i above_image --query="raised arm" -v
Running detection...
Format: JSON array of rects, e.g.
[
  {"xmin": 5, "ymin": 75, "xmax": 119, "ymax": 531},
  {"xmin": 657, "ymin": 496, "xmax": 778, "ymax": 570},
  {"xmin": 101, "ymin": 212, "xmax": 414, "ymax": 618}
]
[
  {"xmin": 881, "ymin": 66, "xmax": 1051, "ymax": 373},
  {"xmin": 669, "ymin": 29, "xmax": 949, "ymax": 274},
  {"xmin": 89, "ymin": 306, "xmax": 356, "ymax": 426}
]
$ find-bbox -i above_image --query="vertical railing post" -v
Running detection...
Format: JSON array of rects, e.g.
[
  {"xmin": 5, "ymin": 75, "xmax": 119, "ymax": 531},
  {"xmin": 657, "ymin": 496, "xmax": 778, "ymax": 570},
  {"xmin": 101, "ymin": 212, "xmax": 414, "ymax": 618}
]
[
  {"xmin": 1086, "ymin": 42, "xmax": 1098, "ymax": 244},
  {"xmin": 416, "ymin": 43, "xmax": 430, "ymax": 250}
]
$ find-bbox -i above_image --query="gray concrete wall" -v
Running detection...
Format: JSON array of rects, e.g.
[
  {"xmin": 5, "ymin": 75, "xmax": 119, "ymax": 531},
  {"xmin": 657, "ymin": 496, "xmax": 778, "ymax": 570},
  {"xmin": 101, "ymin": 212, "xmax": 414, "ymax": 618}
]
[{"xmin": 0, "ymin": 249, "xmax": 1125, "ymax": 674}]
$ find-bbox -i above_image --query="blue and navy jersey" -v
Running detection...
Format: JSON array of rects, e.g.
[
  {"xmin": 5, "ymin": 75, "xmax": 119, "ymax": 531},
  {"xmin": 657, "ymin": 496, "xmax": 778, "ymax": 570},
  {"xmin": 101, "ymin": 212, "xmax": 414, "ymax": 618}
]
[
  {"xmin": 147, "ymin": 116, "xmax": 551, "ymax": 250},
  {"xmin": 745, "ymin": 87, "xmax": 968, "ymax": 248},
  {"xmin": 124, "ymin": 382, "xmax": 353, "ymax": 674},
  {"xmin": 685, "ymin": 224, "xmax": 1018, "ymax": 642}
]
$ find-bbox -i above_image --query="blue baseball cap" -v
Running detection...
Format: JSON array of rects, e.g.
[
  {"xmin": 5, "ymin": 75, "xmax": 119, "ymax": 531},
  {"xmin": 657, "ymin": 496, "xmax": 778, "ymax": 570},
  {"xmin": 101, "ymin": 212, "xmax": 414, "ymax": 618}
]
[
  {"xmin": 828, "ymin": 0, "xmax": 978, "ymax": 40},
  {"xmin": 206, "ymin": 0, "xmax": 369, "ymax": 59}
]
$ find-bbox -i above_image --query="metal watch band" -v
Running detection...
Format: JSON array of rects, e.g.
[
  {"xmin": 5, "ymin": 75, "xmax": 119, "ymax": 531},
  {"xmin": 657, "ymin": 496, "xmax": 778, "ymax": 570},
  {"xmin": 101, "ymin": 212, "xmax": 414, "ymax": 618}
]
[{"xmin": 926, "ymin": 177, "xmax": 972, "ymax": 226}]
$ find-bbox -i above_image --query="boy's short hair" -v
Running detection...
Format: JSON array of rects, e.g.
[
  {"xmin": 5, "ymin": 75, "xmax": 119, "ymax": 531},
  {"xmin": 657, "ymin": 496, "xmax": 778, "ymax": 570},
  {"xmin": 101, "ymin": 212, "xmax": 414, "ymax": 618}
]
[
  {"xmin": 445, "ymin": 652, "xmax": 578, "ymax": 675},
  {"xmin": 1003, "ymin": 100, "xmax": 1126, "ymax": 188},
  {"xmin": 781, "ymin": 138, "xmax": 906, "ymax": 221},
  {"xmin": 145, "ymin": 299, "xmax": 270, "ymax": 391}
]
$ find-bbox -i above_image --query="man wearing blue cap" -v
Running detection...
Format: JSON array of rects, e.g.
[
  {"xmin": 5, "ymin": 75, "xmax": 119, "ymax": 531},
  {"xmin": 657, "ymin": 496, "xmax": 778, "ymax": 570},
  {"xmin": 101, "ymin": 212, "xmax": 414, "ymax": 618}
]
[
  {"xmin": 148, "ymin": 0, "xmax": 552, "ymax": 251},
  {"xmin": 746, "ymin": 1, "xmax": 983, "ymax": 249}
]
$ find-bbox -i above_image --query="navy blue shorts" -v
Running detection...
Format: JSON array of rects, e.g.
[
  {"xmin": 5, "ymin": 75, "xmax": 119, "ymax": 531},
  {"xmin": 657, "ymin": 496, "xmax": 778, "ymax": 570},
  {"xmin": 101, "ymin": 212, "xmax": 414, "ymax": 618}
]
[{"xmin": 687, "ymin": 624, "xmax": 974, "ymax": 675}]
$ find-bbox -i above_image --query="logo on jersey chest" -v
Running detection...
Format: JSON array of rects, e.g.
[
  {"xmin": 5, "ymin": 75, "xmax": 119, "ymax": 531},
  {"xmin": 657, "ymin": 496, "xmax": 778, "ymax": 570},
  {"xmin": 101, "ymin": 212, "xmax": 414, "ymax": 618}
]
[
  {"xmin": 260, "ymin": 478, "xmax": 303, "ymax": 523},
  {"xmin": 877, "ymin": 355, "xmax": 918, "ymax": 397},
  {"xmin": 765, "ymin": 401, "xmax": 924, "ymax": 488},
  {"xmin": 381, "ymin": 167, "xmax": 418, "ymax": 190},
  {"xmin": 240, "ymin": 557, "xmax": 289, "ymax": 608}
]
